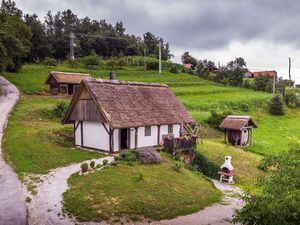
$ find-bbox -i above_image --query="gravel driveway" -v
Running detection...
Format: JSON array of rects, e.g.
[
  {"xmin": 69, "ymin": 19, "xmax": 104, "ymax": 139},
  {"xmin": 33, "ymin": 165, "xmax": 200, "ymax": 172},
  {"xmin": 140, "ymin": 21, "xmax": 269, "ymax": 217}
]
[{"xmin": 0, "ymin": 76, "xmax": 27, "ymax": 225}]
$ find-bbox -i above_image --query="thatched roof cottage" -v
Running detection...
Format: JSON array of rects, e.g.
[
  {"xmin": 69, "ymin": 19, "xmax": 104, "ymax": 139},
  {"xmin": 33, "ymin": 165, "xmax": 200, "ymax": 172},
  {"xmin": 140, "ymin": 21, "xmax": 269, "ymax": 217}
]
[
  {"xmin": 62, "ymin": 78, "xmax": 195, "ymax": 153},
  {"xmin": 45, "ymin": 71, "xmax": 91, "ymax": 95}
]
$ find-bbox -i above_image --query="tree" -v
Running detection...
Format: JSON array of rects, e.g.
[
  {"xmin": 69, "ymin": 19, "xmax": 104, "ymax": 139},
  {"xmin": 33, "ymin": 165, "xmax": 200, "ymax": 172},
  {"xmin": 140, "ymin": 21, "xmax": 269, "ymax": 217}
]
[
  {"xmin": 269, "ymin": 95, "xmax": 285, "ymax": 115},
  {"xmin": 234, "ymin": 144, "xmax": 300, "ymax": 225},
  {"xmin": 24, "ymin": 13, "xmax": 49, "ymax": 62},
  {"xmin": 227, "ymin": 57, "xmax": 246, "ymax": 70},
  {"xmin": 0, "ymin": 0, "xmax": 32, "ymax": 72},
  {"xmin": 181, "ymin": 52, "xmax": 197, "ymax": 67},
  {"xmin": 196, "ymin": 59, "xmax": 215, "ymax": 79}
]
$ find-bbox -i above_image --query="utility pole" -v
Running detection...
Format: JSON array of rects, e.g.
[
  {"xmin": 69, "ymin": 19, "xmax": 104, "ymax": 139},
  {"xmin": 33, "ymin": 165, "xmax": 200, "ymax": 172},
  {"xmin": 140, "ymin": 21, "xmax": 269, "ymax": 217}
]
[
  {"xmin": 159, "ymin": 40, "xmax": 162, "ymax": 74},
  {"xmin": 288, "ymin": 57, "xmax": 291, "ymax": 87},
  {"xmin": 273, "ymin": 76, "xmax": 276, "ymax": 96},
  {"xmin": 70, "ymin": 32, "xmax": 75, "ymax": 60}
]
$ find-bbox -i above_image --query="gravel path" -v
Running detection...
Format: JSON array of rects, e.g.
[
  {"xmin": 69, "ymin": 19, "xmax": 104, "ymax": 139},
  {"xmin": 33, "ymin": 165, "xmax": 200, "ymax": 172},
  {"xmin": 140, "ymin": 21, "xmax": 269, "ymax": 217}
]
[
  {"xmin": 0, "ymin": 76, "xmax": 27, "ymax": 225},
  {"xmin": 151, "ymin": 180, "xmax": 243, "ymax": 225},
  {"xmin": 27, "ymin": 156, "xmax": 114, "ymax": 225}
]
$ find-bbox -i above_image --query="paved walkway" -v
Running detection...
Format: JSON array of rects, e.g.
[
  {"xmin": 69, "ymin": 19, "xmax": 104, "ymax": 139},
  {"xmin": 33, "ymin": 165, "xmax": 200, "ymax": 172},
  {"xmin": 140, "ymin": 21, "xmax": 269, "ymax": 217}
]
[{"xmin": 0, "ymin": 76, "xmax": 27, "ymax": 225}]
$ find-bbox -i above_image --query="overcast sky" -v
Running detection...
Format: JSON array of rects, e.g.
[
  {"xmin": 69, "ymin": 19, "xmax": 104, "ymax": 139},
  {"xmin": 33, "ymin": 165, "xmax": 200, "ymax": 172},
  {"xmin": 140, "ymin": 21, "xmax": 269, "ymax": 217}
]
[{"xmin": 15, "ymin": 0, "xmax": 300, "ymax": 83}]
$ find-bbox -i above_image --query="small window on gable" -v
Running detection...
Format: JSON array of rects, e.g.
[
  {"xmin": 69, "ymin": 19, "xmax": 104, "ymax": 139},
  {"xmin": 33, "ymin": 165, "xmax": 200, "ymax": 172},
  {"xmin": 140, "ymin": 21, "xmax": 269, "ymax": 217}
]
[
  {"xmin": 145, "ymin": 126, "xmax": 151, "ymax": 136},
  {"xmin": 168, "ymin": 124, "xmax": 173, "ymax": 134}
]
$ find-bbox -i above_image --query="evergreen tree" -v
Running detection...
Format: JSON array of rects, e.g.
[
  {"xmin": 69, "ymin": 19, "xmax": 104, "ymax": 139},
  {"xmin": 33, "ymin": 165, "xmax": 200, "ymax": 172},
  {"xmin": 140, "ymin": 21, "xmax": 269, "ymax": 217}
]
[{"xmin": 269, "ymin": 95, "xmax": 285, "ymax": 115}]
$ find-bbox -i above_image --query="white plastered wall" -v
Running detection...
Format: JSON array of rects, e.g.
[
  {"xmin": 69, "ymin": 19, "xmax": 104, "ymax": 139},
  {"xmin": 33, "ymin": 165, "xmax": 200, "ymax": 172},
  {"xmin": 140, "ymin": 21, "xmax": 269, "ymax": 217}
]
[{"xmin": 75, "ymin": 121, "xmax": 110, "ymax": 151}]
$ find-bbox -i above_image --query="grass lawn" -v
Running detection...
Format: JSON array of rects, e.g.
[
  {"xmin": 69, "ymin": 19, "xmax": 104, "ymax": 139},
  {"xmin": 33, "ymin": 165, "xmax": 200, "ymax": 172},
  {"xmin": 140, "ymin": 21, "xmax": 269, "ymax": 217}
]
[
  {"xmin": 2, "ymin": 95, "xmax": 101, "ymax": 175},
  {"xmin": 63, "ymin": 154, "xmax": 222, "ymax": 222},
  {"xmin": 197, "ymin": 140, "xmax": 265, "ymax": 188}
]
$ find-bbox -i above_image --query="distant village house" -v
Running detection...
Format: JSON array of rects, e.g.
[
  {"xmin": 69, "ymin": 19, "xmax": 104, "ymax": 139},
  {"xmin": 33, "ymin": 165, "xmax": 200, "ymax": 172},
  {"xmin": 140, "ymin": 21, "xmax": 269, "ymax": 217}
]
[
  {"xmin": 244, "ymin": 70, "xmax": 277, "ymax": 79},
  {"xmin": 183, "ymin": 63, "xmax": 195, "ymax": 70},
  {"xmin": 62, "ymin": 78, "xmax": 195, "ymax": 153},
  {"xmin": 45, "ymin": 71, "xmax": 92, "ymax": 95}
]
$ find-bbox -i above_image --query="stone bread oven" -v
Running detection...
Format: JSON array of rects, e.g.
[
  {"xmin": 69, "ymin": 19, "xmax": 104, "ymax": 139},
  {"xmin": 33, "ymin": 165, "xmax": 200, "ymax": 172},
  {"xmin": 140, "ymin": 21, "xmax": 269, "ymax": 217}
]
[{"xmin": 218, "ymin": 156, "xmax": 234, "ymax": 184}]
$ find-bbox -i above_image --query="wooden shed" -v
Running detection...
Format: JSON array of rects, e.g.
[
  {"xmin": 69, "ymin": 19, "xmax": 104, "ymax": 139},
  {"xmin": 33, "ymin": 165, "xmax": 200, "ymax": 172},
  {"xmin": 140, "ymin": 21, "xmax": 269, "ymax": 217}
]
[
  {"xmin": 45, "ymin": 71, "xmax": 91, "ymax": 95},
  {"xmin": 219, "ymin": 116, "xmax": 258, "ymax": 147}
]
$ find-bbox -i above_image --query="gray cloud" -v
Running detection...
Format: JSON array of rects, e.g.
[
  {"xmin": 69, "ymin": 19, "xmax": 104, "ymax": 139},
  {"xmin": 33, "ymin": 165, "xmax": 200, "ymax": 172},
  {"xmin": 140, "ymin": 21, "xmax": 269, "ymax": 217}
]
[{"xmin": 14, "ymin": 0, "xmax": 300, "ymax": 50}]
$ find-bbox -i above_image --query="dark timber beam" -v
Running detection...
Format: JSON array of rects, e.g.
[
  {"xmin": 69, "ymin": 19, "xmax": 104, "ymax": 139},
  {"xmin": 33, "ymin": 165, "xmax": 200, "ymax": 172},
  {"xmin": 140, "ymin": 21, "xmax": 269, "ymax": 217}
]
[
  {"xmin": 135, "ymin": 127, "xmax": 138, "ymax": 149},
  {"xmin": 80, "ymin": 121, "xmax": 83, "ymax": 146},
  {"xmin": 102, "ymin": 122, "xmax": 109, "ymax": 134},
  {"xmin": 157, "ymin": 125, "xmax": 161, "ymax": 145}
]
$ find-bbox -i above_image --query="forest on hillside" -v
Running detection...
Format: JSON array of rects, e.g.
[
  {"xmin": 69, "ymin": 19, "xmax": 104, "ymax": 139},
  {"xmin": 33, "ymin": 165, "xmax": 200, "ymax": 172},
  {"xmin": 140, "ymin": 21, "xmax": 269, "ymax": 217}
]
[{"xmin": 0, "ymin": 0, "xmax": 172, "ymax": 72}]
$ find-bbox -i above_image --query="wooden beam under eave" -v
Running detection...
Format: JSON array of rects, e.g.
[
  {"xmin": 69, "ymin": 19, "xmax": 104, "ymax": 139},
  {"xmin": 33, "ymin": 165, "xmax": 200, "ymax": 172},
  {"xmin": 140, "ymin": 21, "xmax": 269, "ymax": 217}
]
[
  {"xmin": 157, "ymin": 125, "xmax": 161, "ymax": 145},
  {"xmin": 135, "ymin": 127, "xmax": 138, "ymax": 149}
]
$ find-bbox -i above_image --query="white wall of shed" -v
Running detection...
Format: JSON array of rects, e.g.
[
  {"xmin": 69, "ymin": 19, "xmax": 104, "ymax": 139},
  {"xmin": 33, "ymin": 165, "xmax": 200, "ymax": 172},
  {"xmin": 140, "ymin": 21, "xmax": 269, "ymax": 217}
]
[
  {"xmin": 75, "ymin": 121, "xmax": 81, "ymax": 146},
  {"xmin": 75, "ymin": 121, "xmax": 110, "ymax": 151}
]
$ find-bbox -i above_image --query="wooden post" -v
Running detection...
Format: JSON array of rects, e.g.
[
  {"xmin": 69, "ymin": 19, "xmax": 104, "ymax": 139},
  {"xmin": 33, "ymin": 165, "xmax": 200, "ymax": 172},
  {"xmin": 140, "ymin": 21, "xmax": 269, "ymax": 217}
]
[
  {"xmin": 240, "ymin": 130, "xmax": 243, "ymax": 147},
  {"xmin": 157, "ymin": 125, "xmax": 161, "ymax": 145},
  {"xmin": 80, "ymin": 121, "xmax": 83, "ymax": 147},
  {"xmin": 224, "ymin": 129, "xmax": 227, "ymax": 143},
  {"xmin": 250, "ymin": 128, "xmax": 253, "ymax": 146},
  {"xmin": 109, "ymin": 128, "xmax": 114, "ymax": 153},
  {"xmin": 135, "ymin": 127, "xmax": 138, "ymax": 149}
]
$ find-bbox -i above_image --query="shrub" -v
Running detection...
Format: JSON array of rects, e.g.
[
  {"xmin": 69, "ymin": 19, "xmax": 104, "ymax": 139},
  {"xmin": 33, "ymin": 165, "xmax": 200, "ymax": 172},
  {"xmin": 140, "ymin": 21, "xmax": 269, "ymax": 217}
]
[
  {"xmin": 119, "ymin": 150, "xmax": 139, "ymax": 161},
  {"xmin": 80, "ymin": 163, "xmax": 89, "ymax": 173},
  {"xmin": 114, "ymin": 155, "xmax": 121, "ymax": 161},
  {"xmin": 43, "ymin": 57, "xmax": 57, "ymax": 67},
  {"xmin": 146, "ymin": 61, "xmax": 159, "ymax": 70},
  {"xmin": 137, "ymin": 149, "xmax": 161, "ymax": 164},
  {"xmin": 90, "ymin": 161, "xmax": 95, "ymax": 169},
  {"xmin": 234, "ymin": 145, "xmax": 300, "ymax": 225},
  {"xmin": 172, "ymin": 162, "xmax": 182, "ymax": 172},
  {"xmin": 82, "ymin": 54, "xmax": 100, "ymax": 68},
  {"xmin": 269, "ymin": 95, "xmax": 285, "ymax": 115},
  {"xmin": 67, "ymin": 59, "xmax": 79, "ymax": 68},
  {"xmin": 169, "ymin": 65, "xmax": 179, "ymax": 74},
  {"xmin": 102, "ymin": 159, "xmax": 108, "ymax": 166},
  {"xmin": 207, "ymin": 110, "xmax": 232, "ymax": 128},
  {"xmin": 53, "ymin": 101, "xmax": 68, "ymax": 117},
  {"xmin": 192, "ymin": 151, "xmax": 219, "ymax": 179},
  {"xmin": 284, "ymin": 92, "xmax": 300, "ymax": 108}
]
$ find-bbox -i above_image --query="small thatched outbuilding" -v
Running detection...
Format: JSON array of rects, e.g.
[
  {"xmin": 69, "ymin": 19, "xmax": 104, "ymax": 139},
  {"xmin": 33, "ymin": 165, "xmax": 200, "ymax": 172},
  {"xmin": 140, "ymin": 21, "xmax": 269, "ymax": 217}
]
[
  {"xmin": 219, "ymin": 115, "xmax": 258, "ymax": 147},
  {"xmin": 45, "ymin": 71, "xmax": 91, "ymax": 95}
]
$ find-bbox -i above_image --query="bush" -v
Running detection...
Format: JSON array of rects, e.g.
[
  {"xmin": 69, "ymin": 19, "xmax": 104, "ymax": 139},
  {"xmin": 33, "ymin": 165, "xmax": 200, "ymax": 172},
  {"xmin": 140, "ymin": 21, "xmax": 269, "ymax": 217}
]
[
  {"xmin": 90, "ymin": 161, "xmax": 95, "ymax": 169},
  {"xmin": 43, "ymin": 57, "xmax": 57, "ymax": 67},
  {"xmin": 269, "ymin": 95, "xmax": 285, "ymax": 115},
  {"xmin": 192, "ymin": 151, "xmax": 219, "ymax": 179},
  {"xmin": 53, "ymin": 101, "xmax": 68, "ymax": 117},
  {"xmin": 169, "ymin": 65, "xmax": 179, "ymax": 74},
  {"xmin": 137, "ymin": 149, "xmax": 161, "ymax": 164},
  {"xmin": 82, "ymin": 54, "xmax": 101, "ymax": 68},
  {"xmin": 114, "ymin": 155, "xmax": 121, "ymax": 161},
  {"xmin": 234, "ymin": 145, "xmax": 300, "ymax": 225},
  {"xmin": 172, "ymin": 162, "xmax": 182, "ymax": 172},
  {"xmin": 119, "ymin": 150, "xmax": 139, "ymax": 161},
  {"xmin": 146, "ymin": 61, "xmax": 159, "ymax": 70},
  {"xmin": 284, "ymin": 92, "xmax": 300, "ymax": 108},
  {"xmin": 80, "ymin": 163, "xmax": 89, "ymax": 173},
  {"xmin": 207, "ymin": 110, "xmax": 232, "ymax": 128},
  {"xmin": 102, "ymin": 159, "xmax": 108, "ymax": 166}
]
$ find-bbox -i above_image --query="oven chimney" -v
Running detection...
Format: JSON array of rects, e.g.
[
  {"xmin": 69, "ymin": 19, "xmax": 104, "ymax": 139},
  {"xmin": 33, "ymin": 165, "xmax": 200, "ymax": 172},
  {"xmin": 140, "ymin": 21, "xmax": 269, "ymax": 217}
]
[{"xmin": 109, "ymin": 71, "xmax": 115, "ymax": 80}]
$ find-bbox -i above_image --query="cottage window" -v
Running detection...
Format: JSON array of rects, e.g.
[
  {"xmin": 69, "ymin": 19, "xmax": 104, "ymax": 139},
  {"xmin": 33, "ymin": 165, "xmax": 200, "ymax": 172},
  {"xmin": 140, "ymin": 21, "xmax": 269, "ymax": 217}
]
[
  {"xmin": 168, "ymin": 124, "xmax": 173, "ymax": 133},
  {"xmin": 145, "ymin": 126, "xmax": 151, "ymax": 136}
]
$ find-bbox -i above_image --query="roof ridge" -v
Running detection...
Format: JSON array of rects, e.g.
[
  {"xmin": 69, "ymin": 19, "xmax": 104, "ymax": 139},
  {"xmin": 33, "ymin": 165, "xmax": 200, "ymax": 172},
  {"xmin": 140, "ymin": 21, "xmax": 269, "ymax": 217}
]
[
  {"xmin": 50, "ymin": 71, "xmax": 90, "ymax": 76},
  {"xmin": 87, "ymin": 78, "xmax": 168, "ymax": 87}
]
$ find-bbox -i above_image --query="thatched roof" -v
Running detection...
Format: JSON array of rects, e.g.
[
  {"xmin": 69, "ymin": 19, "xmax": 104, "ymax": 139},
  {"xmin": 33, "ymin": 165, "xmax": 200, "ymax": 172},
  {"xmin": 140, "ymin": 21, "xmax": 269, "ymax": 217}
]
[
  {"xmin": 45, "ymin": 71, "xmax": 91, "ymax": 84},
  {"xmin": 219, "ymin": 115, "xmax": 258, "ymax": 130},
  {"xmin": 63, "ymin": 78, "xmax": 195, "ymax": 128}
]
